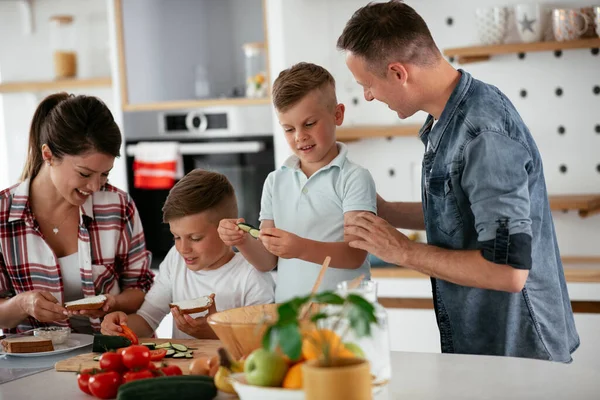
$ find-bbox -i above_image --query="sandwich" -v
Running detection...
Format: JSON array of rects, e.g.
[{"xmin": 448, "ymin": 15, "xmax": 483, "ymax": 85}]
[
  {"xmin": 1, "ymin": 336, "xmax": 54, "ymax": 353},
  {"xmin": 169, "ymin": 295, "xmax": 214, "ymax": 315},
  {"xmin": 64, "ymin": 294, "xmax": 107, "ymax": 311}
]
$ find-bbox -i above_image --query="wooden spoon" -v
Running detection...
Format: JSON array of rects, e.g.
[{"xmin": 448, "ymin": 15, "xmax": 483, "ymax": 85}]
[{"xmin": 299, "ymin": 256, "xmax": 331, "ymax": 320}]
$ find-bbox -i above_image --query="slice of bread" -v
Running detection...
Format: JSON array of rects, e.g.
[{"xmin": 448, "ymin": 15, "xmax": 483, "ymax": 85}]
[
  {"xmin": 64, "ymin": 294, "xmax": 107, "ymax": 311},
  {"xmin": 169, "ymin": 295, "xmax": 214, "ymax": 315},
  {"xmin": 1, "ymin": 336, "xmax": 54, "ymax": 353}
]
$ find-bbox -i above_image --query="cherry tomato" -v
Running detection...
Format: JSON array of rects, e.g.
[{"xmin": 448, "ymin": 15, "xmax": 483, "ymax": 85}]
[
  {"xmin": 159, "ymin": 365, "xmax": 183, "ymax": 376},
  {"xmin": 123, "ymin": 369, "xmax": 154, "ymax": 383},
  {"xmin": 119, "ymin": 324, "xmax": 139, "ymax": 345},
  {"xmin": 99, "ymin": 352, "xmax": 126, "ymax": 373},
  {"xmin": 121, "ymin": 345, "xmax": 151, "ymax": 370},
  {"xmin": 88, "ymin": 371, "xmax": 122, "ymax": 399},
  {"xmin": 149, "ymin": 348, "xmax": 167, "ymax": 362},
  {"xmin": 77, "ymin": 368, "xmax": 101, "ymax": 395}
]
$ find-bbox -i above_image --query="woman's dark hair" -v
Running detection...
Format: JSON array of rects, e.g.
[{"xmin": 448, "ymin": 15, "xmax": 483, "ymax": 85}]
[{"xmin": 20, "ymin": 92, "xmax": 122, "ymax": 180}]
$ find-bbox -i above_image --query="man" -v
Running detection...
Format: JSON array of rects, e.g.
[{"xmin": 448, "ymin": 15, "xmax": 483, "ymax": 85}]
[{"xmin": 339, "ymin": 0, "xmax": 579, "ymax": 362}]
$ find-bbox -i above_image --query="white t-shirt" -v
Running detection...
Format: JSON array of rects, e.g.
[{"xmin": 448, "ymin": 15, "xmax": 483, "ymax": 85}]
[
  {"xmin": 136, "ymin": 246, "xmax": 275, "ymax": 339},
  {"xmin": 259, "ymin": 142, "xmax": 377, "ymax": 302}
]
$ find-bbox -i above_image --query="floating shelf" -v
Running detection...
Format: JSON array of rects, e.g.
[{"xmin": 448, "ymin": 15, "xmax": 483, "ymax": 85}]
[
  {"xmin": 337, "ymin": 124, "xmax": 421, "ymax": 142},
  {"xmin": 549, "ymin": 194, "xmax": 600, "ymax": 218},
  {"xmin": 0, "ymin": 77, "xmax": 112, "ymax": 93},
  {"xmin": 443, "ymin": 38, "xmax": 600, "ymax": 64},
  {"xmin": 122, "ymin": 97, "xmax": 271, "ymax": 112}
]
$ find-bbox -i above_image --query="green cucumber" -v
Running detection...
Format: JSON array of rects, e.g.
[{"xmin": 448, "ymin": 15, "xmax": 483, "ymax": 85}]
[
  {"xmin": 185, "ymin": 353, "xmax": 193, "ymax": 359},
  {"xmin": 116, "ymin": 375, "xmax": 216, "ymax": 400},
  {"xmin": 171, "ymin": 343, "xmax": 188, "ymax": 352},
  {"xmin": 92, "ymin": 334, "xmax": 132, "ymax": 352},
  {"xmin": 165, "ymin": 349, "xmax": 176, "ymax": 357},
  {"xmin": 140, "ymin": 342, "xmax": 156, "ymax": 350},
  {"xmin": 154, "ymin": 342, "xmax": 172, "ymax": 349},
  {"xmin": 93, "ymin": 355, "xmax": 101, "ymax": 361},
  {"xmin": 172, "ymin": 352, "xmax": 187, "ymax": 358},
  {"xmin": 237, "ymin": 222, "xmax": 260, "ymax": 239}
]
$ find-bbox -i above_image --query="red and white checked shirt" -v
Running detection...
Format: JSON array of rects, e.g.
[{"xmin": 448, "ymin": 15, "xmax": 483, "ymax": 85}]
[{"xmin": 0, "ymin": 180, "xmax": 154, "ymax": 333}]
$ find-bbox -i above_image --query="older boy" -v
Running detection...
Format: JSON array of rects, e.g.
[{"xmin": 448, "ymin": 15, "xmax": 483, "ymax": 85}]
[
  {"xmin": 102, "ymin": 169, "xmax": 275, "ymax": 339},
  {"xmin": 219, "ymin": 63, "xmax": 376, "ymax": 302}
]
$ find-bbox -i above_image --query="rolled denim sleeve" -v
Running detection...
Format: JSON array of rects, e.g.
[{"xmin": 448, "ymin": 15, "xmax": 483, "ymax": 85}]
[{"xmin": 462, "ymin": 132, "xmax": 533, "ymax": 270}]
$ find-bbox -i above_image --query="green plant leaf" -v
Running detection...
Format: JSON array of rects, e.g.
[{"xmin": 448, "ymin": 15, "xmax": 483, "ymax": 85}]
[
  {"xmin": 347, "ymin": 294, "xmax": 377, "ymax": 322},
  {"xmin": 277, "ymin": 322, "xmax": 303, "ymax": 361},
  {"xmin": 277, "ymin": 302, "xmax": 299, "ymax": 325},
  {"xmin": 310, "ymin": 312, "xmax": 329, "ymax": 323},
  {"xmin": 262, "ymin": 325, "xmax": 274, "ymax": 351},
  {"xmin": 314, "ymin": 292, "xmax": 344, "ymax": 305}
]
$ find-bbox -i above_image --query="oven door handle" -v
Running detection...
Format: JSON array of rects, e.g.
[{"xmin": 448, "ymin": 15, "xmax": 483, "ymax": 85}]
[{"xmin": 126, "ymin": 141, "xmax": 265, "ymax": 156}]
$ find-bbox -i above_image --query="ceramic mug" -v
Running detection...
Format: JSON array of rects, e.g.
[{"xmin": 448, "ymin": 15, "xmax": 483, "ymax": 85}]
[
  {"xmin": 594, "ymin": 6, "xmax": 600, "ymax": 37},
  {"xmin": 514, "ymin": 4, "xmax": 545, "ymax": 42},
  {"xmin": 475, "ymin": 7, "xmax": 508, "ymax": 45},
  {"xmin": 552, "ymin": 8, "xmax": 592, "ymax": 41},
  {"xmin": 579, "ymin": 7, "xmax": 597, "ymax": 38}
]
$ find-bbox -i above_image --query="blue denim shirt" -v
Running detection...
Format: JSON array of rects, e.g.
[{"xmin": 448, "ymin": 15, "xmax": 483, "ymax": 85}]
[{"xmin": 420, "ymin": 70, "xmax": 579, "ymax": 362}]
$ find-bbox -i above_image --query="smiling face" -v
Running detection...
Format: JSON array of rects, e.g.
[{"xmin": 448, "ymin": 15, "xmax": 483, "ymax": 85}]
[
  {"xmin": 43, "ymin": 146, "xmax": 115, "ymax": 206},
  {"xmin": 345, "ymin": 52, "xmax": 421, "ymax": 120},
  {"xmin": 277, "ymin": 88, "xmax": 345, "ymax": 175},
  {"xmin": 169, "ymin": 212, "xmax": 233, "ymax": 272}
]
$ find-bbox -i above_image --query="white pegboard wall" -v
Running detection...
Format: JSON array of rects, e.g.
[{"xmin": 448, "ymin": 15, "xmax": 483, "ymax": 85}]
[{"xmin": 267, "ymin": 0, "xmax": 600, "ymax": 256}]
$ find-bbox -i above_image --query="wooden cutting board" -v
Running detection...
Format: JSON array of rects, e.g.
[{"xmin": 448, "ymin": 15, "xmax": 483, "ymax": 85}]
[{"xmin": 54, "ymin": 338, "xmax": 221, "ymax": 374}]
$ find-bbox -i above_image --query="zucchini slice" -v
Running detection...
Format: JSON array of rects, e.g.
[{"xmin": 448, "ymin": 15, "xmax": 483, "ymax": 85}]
[
  {"xmin": 165, "ymin": 349, "xmax": 176, "ymax": 357},
  {"xmin": 93, "ymin": 355, "xmax": 101, "ymax": 361},
  {"xmin": 140, "ymin": 342, "xmax": 156, "ymax": 350},
  {"xmin": 155, "ymin": 342, "xmax": 173, "ymax": 349},
  {"xmin": 185, "ymin": 353, "xmax": 193, "ymax": 359},
  {"xmin": 172, "ymin": 352, "xmax": 187, "ymax": 358},
  {"xmin": 171, "ymin": 343, "xmax": 188, "ymax": 352},
  {"xmin": 237, "ymin": 223, "xmax": 260, "ymax": 239}
]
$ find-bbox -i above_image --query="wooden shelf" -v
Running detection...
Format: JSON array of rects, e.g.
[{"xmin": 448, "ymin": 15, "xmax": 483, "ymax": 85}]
[
  {"xmin": 372, "ymin": 256, "xmax": 600, "ymax": 283},
  {"xmin": 122, "ymin": 97, "xmax": 271, "ymax": 112},
  {"xmin": 549, "ymin": 194, "xmax": 600, "ymax": 218},
  {"xmin": 443, "ymin": 38, "xmax": 600, "ymax": 64},
  {"xmin": 337, "ymin": 124, "xmax": 421, "ymax": 142},
  {"xmin": 0, "ymin": 77, "xmax": 112, "ymax": 93}
]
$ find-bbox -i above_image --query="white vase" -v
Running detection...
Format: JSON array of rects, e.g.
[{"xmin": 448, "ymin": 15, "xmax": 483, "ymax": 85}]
[{"xmin": 475, "ymin": 7, "xmax": 508, "ymax": 45}]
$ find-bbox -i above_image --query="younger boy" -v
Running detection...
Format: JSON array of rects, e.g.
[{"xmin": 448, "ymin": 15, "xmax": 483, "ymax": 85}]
[
  {"xmin": 218, "ymin": 62, "xmax": 376, "ymax": 302},
  {"xmin": 102, "ymin": 169, "xmax": 275, "ymax": 339}
]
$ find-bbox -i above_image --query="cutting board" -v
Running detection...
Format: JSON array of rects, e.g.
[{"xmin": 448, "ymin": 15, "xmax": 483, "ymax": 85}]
[{"xmin": 54, "ymin": 338, "xmax": 221, "ymax": 374}]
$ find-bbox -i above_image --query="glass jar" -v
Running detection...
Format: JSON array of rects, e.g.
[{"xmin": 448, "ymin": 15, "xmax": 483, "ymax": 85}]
[
  {"xmin": 243, "ymin": 42, "xmax": 267, "ymax": 98},
  {"xmin": 49, "ymin": 15, "xmax": 77, "ymax": 79},
  {"xmin": 335, "ymin": 279, "xmax": 392, "ymax": 386}
]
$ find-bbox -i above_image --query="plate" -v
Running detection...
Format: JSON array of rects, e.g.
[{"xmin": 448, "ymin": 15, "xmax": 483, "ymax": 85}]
[{"xmin": 0, "ymin": 333, "xmax": 93, "ymax": 358}]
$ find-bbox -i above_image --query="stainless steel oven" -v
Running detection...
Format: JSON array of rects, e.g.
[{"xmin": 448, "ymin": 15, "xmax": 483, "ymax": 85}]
[{"xmin": 122, "ymin": 105, "xmax": 274, "ymax": 265}]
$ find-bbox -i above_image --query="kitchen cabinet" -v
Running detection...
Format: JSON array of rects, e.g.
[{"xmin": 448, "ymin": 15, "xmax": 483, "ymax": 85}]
[{"xmin": 114, "ymin": 0, "xmax": 269, "ymax": 111}]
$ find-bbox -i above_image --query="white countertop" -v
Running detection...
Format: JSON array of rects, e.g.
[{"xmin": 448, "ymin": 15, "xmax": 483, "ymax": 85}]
[{"xmin": 1, "ymin": 350, "xmax": 599, "ymax": 399}]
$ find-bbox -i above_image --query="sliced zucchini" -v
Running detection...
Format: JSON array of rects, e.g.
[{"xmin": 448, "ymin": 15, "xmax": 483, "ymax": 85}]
[
  {"xmin": 140, "ymin": 342, "xmax": 156, "ymax": 350},
  {"xmin": 185, "ymin": 353, "xmax": 193, "ymax": 359},
  {"xmin": 171, "ymin": 343, "xmax": 188, "ymax": 352},
  {"xmin": 155, "ymin": 342, "xmax": 173, "ymax": 349},
  {"xmin": 237, "ymin": 223, "xmax": 260, "ymax": 239},
  {"xmin": 165, "ymin": 349, "xmax": 176, "ymax": 357},
  {"xmin": 172, "ymin": 352, "xmax": 187, "ymax": 358},
  {"xmin": 93, "ymin": 355, "xmax": 101, "ymax": 361}
]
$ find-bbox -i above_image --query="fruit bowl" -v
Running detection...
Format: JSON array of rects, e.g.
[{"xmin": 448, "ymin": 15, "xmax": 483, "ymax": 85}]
[
  {"xmin": 230, "ymin": 373, "xmax": 303, "ymax": 400},
  {"xmin": 207, "ymin": 304, "xmax": 279, "ymax": 360}
]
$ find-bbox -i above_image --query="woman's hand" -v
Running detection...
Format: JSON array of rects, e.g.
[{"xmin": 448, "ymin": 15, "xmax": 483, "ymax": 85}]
[
  {"xmin": 17, "ymin": 290, "xmax": 68, "ymax": 323},
  {"xmin": 100, "ymin": 311, "xmax": 128, "ymax": 336},
  {"xmin": 171, "ymin": 294, "xmax": 217, "ymax": 339},
  {"xmin": 67, "ymin": 293, "xmax": 117, "ymax": 319}
]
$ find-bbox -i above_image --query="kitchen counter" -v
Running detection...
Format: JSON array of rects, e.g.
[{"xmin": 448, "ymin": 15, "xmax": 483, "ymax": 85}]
[{"xmin": 1, "ymin": 350, "xmax": 599, "ymax": 399}]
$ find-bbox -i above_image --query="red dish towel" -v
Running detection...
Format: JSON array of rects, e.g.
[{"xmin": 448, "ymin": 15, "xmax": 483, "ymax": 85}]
[{"xmin": 132, "ymin": 142, "xmax": 183, "ymax": 189}]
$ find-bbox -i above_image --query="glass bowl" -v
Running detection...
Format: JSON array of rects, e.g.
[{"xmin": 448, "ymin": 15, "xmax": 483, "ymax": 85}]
[{"xmin": 33, "ymin": 327, "xmax": 71, "ymax": 345}]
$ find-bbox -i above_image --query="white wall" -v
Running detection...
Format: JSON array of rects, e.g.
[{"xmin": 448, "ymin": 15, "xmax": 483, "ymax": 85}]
[{"xmin": 0, "ymin": 0, "xmax": 127, "ymax": 191}]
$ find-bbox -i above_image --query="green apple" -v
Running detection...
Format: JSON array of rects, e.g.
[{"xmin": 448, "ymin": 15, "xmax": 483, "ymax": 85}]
[
  {"xmin": 344, "ymin": 342, "xmax": 365, "ymax": 358},
  {"xmin": 244, "ymin": 348, "xmax": 289, "ymax": 387}
]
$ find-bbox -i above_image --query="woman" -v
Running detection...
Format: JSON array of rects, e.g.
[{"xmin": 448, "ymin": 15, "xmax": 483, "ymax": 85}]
[{"xmin": 0, "ymin": 93, "xmax": 153, "ymax": 334}]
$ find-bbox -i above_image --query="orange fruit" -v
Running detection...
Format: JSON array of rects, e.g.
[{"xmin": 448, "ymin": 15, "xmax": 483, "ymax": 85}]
[
  {"xmin": 302, "ymin": 329, "xmax": 346, "ymax": 360},
  {"xmin": 282, "ymin": 362, "xmax": 304, "ymax": 389}
]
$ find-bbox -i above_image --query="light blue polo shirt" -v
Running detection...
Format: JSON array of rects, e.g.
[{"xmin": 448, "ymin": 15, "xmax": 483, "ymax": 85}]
[{"xmin": 259, "ymin": 143, "xmax": 377, "ymax": 302}]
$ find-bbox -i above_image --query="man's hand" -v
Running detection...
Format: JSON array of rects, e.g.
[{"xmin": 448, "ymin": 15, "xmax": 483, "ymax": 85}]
[
  {"xmin": 67, "ymin": 293, "xmax": 117, "ymax": 319},
  {"xmin": 218, "ymin": 218, "xmax": 249, "ymax": 247},
  {"xmin": 345, "ymin": 212, "xmax": 410, "ymax": 265},
  {"xmin": 259, "ymin": 228, "xmax": 305, "ymax": 259},
  {"xmin": 171, "ymin": 294, "xmax": 217, "ymax": 339},
  {"xmin": 17, "ymin": 291, "xmax": 68, "ymax": 323},
  {"xmin": 101, "ymin": 311, "xmax": 128, "ymax": 336}
]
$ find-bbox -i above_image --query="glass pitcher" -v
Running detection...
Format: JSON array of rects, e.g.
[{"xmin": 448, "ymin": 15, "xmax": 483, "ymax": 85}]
[{"xmin": 335, "ymin": 279, "xmax": 392, "ymax": 386}]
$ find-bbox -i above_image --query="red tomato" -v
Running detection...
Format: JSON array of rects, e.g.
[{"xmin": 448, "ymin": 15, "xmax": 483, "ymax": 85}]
[
  {"xmin": 119, "ymin": 324, "xmax": 139, "ymax": 345},
  {"xmin": 123, "ymin": 369, "xmax": 154, "ymax": 383},
  {"xmin": 159, "ymin": 365, "xmax": 183, "ymax": 376},
  {"xmin": 121, "ymin": 345, "xmax": 151, "ymax": 370},
  {"xmin": 77, "ymin": 368, "xmax": 100, "ymax": 395},
  {"xmin": 99, "ymin": 352, "xmax": 126, "ymax": 373},
  {"xmin": 149, "ymin": 349, "xmax": 167, "ymax": 362},
  {"xmin": 88, "ymin": 371, "xmax": 122, "ymax": 399}
]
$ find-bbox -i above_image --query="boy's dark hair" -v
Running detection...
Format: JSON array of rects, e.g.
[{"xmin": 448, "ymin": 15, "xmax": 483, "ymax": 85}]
[
  {"xmin": 162, "ymin": 169, "xmax": 237, "ymax": 223},
  {"xmin": 272, "ymin": 62, "xmax": 337, "ymax": 112},
  {"xmin": 337, "ymin": 0, "xmax": 440, "ymax": 75}
]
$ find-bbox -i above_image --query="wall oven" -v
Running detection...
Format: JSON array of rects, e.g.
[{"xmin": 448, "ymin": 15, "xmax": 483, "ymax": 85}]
[{"xmin": 123, "ymin": 105, "xmax": 274, "ymax": 265}]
